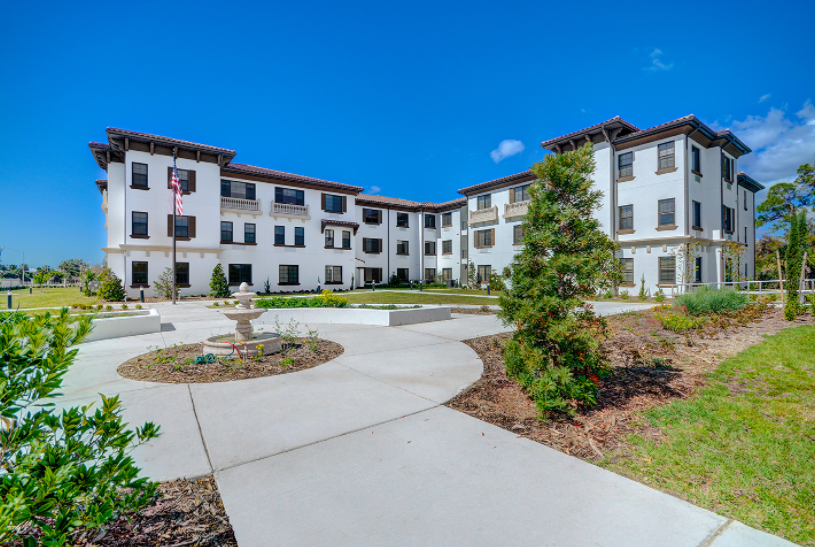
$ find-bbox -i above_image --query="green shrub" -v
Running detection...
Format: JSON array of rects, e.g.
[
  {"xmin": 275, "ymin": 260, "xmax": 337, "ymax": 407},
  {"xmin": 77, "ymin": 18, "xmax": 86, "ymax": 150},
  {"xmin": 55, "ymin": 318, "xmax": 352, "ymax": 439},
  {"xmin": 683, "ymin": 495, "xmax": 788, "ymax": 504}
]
[
  {"xmin": 153, "ymin": 267, "xmax": 174, "ymax": 299},
  {"xmin": 674, "ymin": 286, "xmax": 748, "ymax": 315},
  {"xmin": 620, "ymin": 290, "xmax": 629, "ymax": 300},
  {"xmin": 256, "ymin": 290, "xmax": 349, "ymax": 309},
  {"xmin": 638, "ymin": 274, "xmax": 648, "ymax": 301},
  {"xmin": 135, "ymin": 304, "xmax": 142, "ymax": 310},
  {"xmin": 209, "ymin": 264, "xmax": 230, "ymax": 298},
  {"xmin": 97, "ymin": 267, "xmax": 125, "ymax": 301},
  {"xmin": 654, "ymin": 291, "xmax": 666, "ymax": 303},
  {"xmin": 121, "ymin": 304, "xmax": 128, "ymax": 310},
  {"xmin": 653, "ymin": 305, "xmax": 707, "ymax": 332},
  {"xmin": 0, "ymin": 310, "xmax": 160, "ymax": 545},
  {"xmin": 784, "ymin": 299, "xmax": 800, "ymax": 321}
]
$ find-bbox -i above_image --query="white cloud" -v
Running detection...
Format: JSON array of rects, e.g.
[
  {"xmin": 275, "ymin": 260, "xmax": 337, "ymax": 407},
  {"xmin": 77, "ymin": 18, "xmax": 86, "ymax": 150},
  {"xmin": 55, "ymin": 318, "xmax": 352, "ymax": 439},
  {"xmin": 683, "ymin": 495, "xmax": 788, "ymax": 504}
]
[
  {"xmin": 645, "ymin": 48, "xmax": 673, "ymax": 71},
  {"xmin": 759, "ymin": 93, "xmax": 772, "ymax": 103},
  {"xmin": 490, "ymin": 139, "xmax": 525, "ymax": 163},
  {"xmin": 724, "ymin": 101, "xmax": 815, "ymax": 183},
  {"xmin": 369, "ymin": 185, "xmax": 381, "ymax": 194},
  {"xmin": 649, "ymin": 48, "xmax": 662, "ymax": 58}
]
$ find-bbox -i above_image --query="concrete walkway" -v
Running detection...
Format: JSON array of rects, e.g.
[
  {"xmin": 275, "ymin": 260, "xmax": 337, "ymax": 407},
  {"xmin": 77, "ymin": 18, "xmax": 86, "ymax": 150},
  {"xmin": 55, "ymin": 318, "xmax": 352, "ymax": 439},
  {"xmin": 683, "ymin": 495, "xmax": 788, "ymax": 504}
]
[{"xmin": 63, "ymin": 301, "xmax": 795, "ymax": 547}]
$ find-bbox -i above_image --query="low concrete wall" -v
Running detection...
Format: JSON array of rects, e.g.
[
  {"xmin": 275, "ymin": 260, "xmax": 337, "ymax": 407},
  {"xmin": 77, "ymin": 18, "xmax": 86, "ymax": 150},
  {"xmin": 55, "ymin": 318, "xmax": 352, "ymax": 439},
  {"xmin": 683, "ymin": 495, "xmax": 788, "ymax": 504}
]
[
  {"xmin": 254, "ymin": 305, "xmax": 451, "ymax": 327},
  {"xmin": 81, "ymin": 308, "xmax": 162, "ymax": 342}
]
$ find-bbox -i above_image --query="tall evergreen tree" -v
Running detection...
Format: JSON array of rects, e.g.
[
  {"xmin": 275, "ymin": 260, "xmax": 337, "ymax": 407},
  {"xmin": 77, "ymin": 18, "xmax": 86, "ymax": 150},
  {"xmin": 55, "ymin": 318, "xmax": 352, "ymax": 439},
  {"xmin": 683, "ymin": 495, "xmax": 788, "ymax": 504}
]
[
  {"xmin": 209, "ymin": 264, "xmax": 230, "ymax": 297},
  {"xmin": 499, "ymin": 145, "xmax": 621, "ymax": 416},
  {"xmin": 784, "ymin": 213, "xmax": 803, "ymax": 319}
]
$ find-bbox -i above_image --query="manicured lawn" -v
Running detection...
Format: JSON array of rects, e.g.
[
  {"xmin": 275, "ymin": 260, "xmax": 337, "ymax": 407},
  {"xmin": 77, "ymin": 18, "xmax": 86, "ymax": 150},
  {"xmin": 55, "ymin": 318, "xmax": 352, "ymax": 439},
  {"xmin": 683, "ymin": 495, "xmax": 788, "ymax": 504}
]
[
  {"xmin": 601, "ymin": 326, "xmax": 815, "ymax": 545},
  {"xmin": 2, "ymin": 287, "xmax": 98, "ymax": 310},
  {"xmin": 343, "ymin": 292, "xmax": 499, "ymax": 306}
]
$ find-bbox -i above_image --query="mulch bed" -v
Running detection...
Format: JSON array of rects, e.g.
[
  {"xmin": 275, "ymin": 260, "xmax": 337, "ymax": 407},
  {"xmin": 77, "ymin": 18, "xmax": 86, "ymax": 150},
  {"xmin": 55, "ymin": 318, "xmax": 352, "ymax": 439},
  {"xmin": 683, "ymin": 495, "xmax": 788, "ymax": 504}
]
[
  {"xmin": 118, "ymin": 338, "xmax": 343, "ymax": 383},
  {"xmin": 450, "ymin": 307, "xmax": 497, "ymax": 315},
  {"xmin": 446, "ymin": 307, "xmax": 814, "ymax": 462}
]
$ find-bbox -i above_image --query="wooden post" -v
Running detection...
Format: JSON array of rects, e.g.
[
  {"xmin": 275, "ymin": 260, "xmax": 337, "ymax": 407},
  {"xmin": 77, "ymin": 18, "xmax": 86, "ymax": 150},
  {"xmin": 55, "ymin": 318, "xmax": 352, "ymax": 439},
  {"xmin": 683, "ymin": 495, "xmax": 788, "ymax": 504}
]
[
  {"xmin": 798, "ymin": 251, "xmax": 808, "ymax": 305},
  {"xmin": 776, "ymin": 250, "xmax": 784, "ymax": 306}
]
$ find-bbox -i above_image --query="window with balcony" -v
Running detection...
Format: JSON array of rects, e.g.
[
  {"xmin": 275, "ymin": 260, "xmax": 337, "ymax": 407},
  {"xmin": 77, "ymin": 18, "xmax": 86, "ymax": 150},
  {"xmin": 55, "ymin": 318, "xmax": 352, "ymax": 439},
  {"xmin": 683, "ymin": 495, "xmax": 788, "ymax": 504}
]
[
  {"xmin": 657, "ymin": 141, "xmax": 675, "ymax": 170},
  {"xmin": 477, "ymin": 265, "xmax": 491, "ymax": 283},
  {"xmin": 618, "ymin": 152, "xmax": 633, "ymax": 179},
  {"xmin": 363, "ymin": 208, "xmax": 381, "ymax": 224},
  {"xmin": 512, "ymin": 184, "xmax": 531, "ymax": 203},
  {"xmin": 619, "ymin": 205, "xmax": 633, "ymax": 231},
  {"xmin": 396, "ymin": 212, "xmax": 409, "ymax": 227},
  {"xmin": 621, "ymin": 258, "xmax": 634, "ymax": 284},
  {"xmin": 424, "ymin": 241, "xmax": 436, "ymax": 255},
  {"xmin": 424, "ymin": 214, "xmax": 436, "ymax": 228},
  {"xmin": 477, "ymin": 194, "xmax": 491, "ymax": 210},
  {"xmin": 442, "ymin": 212, "xmax": 452, "ymax": 227},
  {"xmin": 275, "ymin": 187, "xmax": 304, "ymax": 205},
  {"xmin": 221, "ymin": 180, "xmax": 256, "ymax": 200},
  {"xmin": 397, "ymin": 240, "xmax": 409, "ymax": 255},
  {"xmin": 659, "ymin": 257, "xmax": 676, "ymax": 284},
  {"xmin": 341, "ymin": 230, "xmax": 350, "ymax": 248},
  {"xmin": 221, "ymin": 221, "xmax": 233, "ymax": 243},
  {"xmin": 325, "ymin": 265, "xmax": 342, "ymax": 284},
  {"xmin": 658, "ymin": 199, "xmax": 675, "ymax": 227},
  {"xmin": 442, "ymin": 240, "xmax": 452, "ymax": 254},
  {"xmin": 132, "ymin": 212, "xmax": 148, "ymax": 238},
  {"xmin": 691, "ymin": 146, "xmax": 701, "ymax": 174},
  {"xmin": 245, "ymin": 223, "xmax": 256, "ymax": 244},
  {"xmin": 323, "ymin": 194, "xmax": 344, "ymax": 213},
  {"xmin": 229, "ymin": 264, "xmax": 252, "ymax": 284},
  {"xmin": 176, "ymin": 262, "xmax": 189, "ymax": 285},
  {"xmin": 279, "ymin": 265, "xmax": 299, "ymax": 285},
  {"xmin": 325, "ymin": 229, "xmax": 334, "ymax": 247},
  {"xmin": 132, "ymin": 261, "xmax": 148, "ymax": 285},
  {"xmin": 132, "ymin": 163, "xmax": 148, "ymax": 188},
  {"xmin": 693, "ymin": 201, "xmax": 702, "ymax": 229},
  {"xmin": 396, "ymin": 268, "xmax": 409, "ymax": 281},
  {"xmin": 295, "ymin": 227, "xmax": 305, "ymax": 246},
  {"xmin": 275, "ymin": 226, "xmax": 285, "ymax": 245}
]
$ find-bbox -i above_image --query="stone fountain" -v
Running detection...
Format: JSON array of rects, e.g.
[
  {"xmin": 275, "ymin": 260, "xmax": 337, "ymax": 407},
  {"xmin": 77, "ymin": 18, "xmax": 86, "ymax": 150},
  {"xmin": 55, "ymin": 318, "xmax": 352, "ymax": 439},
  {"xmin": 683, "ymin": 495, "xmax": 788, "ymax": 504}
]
[{"xmin": 202, "ymin": 282, "xmax": 280, "ymax": 357}]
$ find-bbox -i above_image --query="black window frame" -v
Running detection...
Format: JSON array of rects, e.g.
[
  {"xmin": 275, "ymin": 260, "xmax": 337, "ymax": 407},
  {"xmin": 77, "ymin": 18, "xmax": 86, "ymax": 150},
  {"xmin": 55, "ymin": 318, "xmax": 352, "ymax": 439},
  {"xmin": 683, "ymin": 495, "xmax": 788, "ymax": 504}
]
[
  {"xmin": 365, "ymin": 238, "xmax": 381, "ymax": 253},
  {"xmin": 396, "ymin": 268, "xmax": 410, "ymax": 281},
  {"xmin": 396, "ymin": 212, "xmax": 409, "ymax": 227},
  {"xmin": 132, "ymin": 211, "xmax": 148, "ymax": 237},
  {"xmin": 424, "ymin": 241, "xmax": 436, "ymax": 255},
  {"xmin": 658, "ymin": 198, "xmax": 675, "ymax": 226},
  {"xmin": 325, "ymin": 229, "xmax": 334, "ymax": 247},
  {"xmin": 174, "ymin": 216, "xmax": 190, "ymax": 238},
  {"xmin": 396, "ymin": 240, "xmax": 409, "ymax": 255},
  {"xmin": 424, "ymin": 214, "xmax": 436, "ymax": 228},
  {"xmin": 695, "ymin": 257, "xmax": 702, "ymax": 284},
  {"xmin": 228, "ymin": 264, "xmax": 252, "ymax": 284},
  {"xmin": 176, "ymin": 262, "xmax": 189, "ymax": 285},
  {"xmin": 325, "ymin": 194, "xmax": 343, "ymax": 213},
  {"xmin": 275, "ymin": 187, "xmax": 304, "ymax": 206},
  {"xmin": 722, "ymin": 206, "xmax": 734, "ymax": 233},
  {"xmin": 177, "ymin": 169, "xmax": 190, "ymax": 193},
  {"xmin": 295, "ymin": 227, "xmax": 305, "ymax": 246},
  {"xmin": 325, "ymin": 265, "xmax": 342, "ymax": 284},
  {"xmin": 363, "ymin": 208, "xmax": 380, "ymax": 224},
  {"xmin": 274, "ymin": 226, "xmax": 285, "ymax": 245},
  {"xmin": 279, "ymin": 265, "xmax": 299, "ymax": 285},
  {"xmin": 691, "ymin": 146, "xmax": 701, "ymax": 173},
  {"xmin": 245, "ymin": 223, "xmax": 256, "ymax": 244},
  {"xmin": 619, "ymin": 204, "xmax": 633, "ymax": 230},
  {"xmin": 341, "ymin": 230, "xmax": 350, "ymax": 249},
  {"xmin": 618, "ymin": 152, "xmax": 633, "ymax": 178},
  {"xmin": 221, "ymin": 221, "xmax": 233, "ymax": 243},
  {"xmin": 132, "ymin": 163, "xmax": 148, "ymax": 188},
  {"xmin": 220, "ymin": 180, "xmax": 256, "ymax": 200},
  {"xmin": 132, "ymin": 261, "xmax": 148, "ymax": 285},
  {"xmin": 692, "ymin": 201, "xmax": 702, "ymax": 229}
]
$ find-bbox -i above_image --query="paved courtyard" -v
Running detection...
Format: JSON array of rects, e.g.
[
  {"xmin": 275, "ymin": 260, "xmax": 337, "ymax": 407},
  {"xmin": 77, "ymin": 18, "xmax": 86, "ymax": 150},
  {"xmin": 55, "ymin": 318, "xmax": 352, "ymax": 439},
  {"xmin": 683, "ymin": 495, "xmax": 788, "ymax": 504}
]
[{"xmin": 62, "ymin": 302, "xmax": 795, "ymax": 547}]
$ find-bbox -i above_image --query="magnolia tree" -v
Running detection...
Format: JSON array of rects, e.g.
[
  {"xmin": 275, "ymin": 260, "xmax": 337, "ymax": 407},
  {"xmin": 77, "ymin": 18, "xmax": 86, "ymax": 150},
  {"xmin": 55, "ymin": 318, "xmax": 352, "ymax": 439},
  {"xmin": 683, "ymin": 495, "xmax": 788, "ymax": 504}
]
[{"xmin": 498, "ymin": 145, "xmax": 621, "ymax": 416}]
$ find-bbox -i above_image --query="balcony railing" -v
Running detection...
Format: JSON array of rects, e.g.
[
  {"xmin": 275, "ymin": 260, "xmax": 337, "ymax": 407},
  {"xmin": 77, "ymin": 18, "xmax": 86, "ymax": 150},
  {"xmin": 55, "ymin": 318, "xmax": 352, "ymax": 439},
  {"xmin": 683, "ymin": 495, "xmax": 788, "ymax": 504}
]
[
  {"xmin": 503, "ymin": 200, "xmax": 529, "ymax": 219},
  {"xmin": 468, "ymin": 205, "xmax": 498, "ymax": 225},
  {"xmin": 271, "ymin": 202, "xmax": 310, "ymax": 219},
  {"xmin": 221, "ymin": 196, "xmax": 260, "ymax": 214}
]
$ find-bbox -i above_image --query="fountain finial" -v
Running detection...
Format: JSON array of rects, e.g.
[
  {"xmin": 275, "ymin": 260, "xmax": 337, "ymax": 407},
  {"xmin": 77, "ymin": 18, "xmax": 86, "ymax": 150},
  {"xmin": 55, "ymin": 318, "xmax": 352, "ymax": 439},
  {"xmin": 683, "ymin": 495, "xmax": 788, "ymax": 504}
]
[{"xmin": 239, "ymin": 281, "xmax": 249, "ymax": 293}]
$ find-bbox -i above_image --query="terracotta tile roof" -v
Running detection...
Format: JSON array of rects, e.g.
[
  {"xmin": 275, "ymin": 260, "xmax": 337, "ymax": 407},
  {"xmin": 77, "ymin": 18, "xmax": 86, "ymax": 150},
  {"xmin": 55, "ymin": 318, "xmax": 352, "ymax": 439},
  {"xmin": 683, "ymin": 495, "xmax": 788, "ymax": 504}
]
[
  {"xmin": 89, "ymin": 141, "xmax": 110, "ymax": 148},
  {"xmin": 614, "ymin": 115, "xmax": 751, "ymax": 154},
  {"xmin": 224, "ymin": 163, "xmax": 364, "ymax": 193},
  {"xmin": 457, "ymin": 171, "xmax": 535, "ymax": 196},
  {"xmin": 540, "ymin": 116, "xmax": 640, "ymax": 147},
  {"xmin": 106, "ymin": 127, "xmax": 237, "ymax": 155},
  {"xmin": 355, "ymin": 194, "xmax": 466, "ymax": 211},
  {"xmin": 320, "ymin": 219, "xmax": 360, "ymax": 234}
]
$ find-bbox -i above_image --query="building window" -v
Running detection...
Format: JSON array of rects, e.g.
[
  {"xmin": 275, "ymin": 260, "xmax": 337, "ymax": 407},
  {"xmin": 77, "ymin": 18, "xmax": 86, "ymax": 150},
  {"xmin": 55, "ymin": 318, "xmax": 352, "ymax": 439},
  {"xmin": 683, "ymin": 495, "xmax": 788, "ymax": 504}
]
[
  {"xmin": 275, "ymin": 226, "xmax": 285, "ymax": 245},
  {"xmin": 397, "ymin": 240, "xmax": 409, "ymax": 255},
  {"xmin": 275, "ymin": 187, "xmax": 304, "ymax": 205},
  {"xmin": 477, "ymin": 265, "xmax": 491, "ymax": 283},
  {"xmin": 325, "ymin": 266, "xmax": 342, "ymax": 284},
  {"xmin": 695, "ymin": 257, "xmax": 702, "ymax": 284},
  {"xmin": 424, "ymin": 268, "xmax": 436, "ymax": 282},
  {"xmin": 722, "ymin": 206, "xmax": 734, "ymax": 233},
  {"xmin": 396, "ymin": 212, "xmax": 409, "ymax": 227},
  {"xmin": 744, "ymin": 190, "xmax": 748, "ymax": 211},
  {"xmin": 513, "ymin": 225, "xmax": 524, "ymax": 244},
  {"xmin": 132, "ymin": 261, "xmax": 148, "ymax": 285},
  {"xmin": 132, "ymin": 163, "xmax": 148, "ymax": 188},
  {"xmin": 442, "ymin": 212, "xmax": 452, "ymax": 227},
  {"xmin": 744, "ymin": 226, "xmax": 748, "ymax": 244},
  {"xmin": 174, "ymin": 216, "xmax": 190, "ymax": 238},
  {"xmin": 324, "ymin": 194, "xmax": 344, "ymax": 213},
  {"xmin": 240, "ymin": 223, "xmax": 255, "ymax": 244},
  {"xmin": 657, "ymin": 141, "xmax": 675, "ymax": 170},
  {"xmin": 691, "ymin": 146, "xmax": 701, "ymax": 173},
  {"xmin": 221, "ymin": 180, "xmax": 256, "ymax": 200},
  {"xmin": 364, "ymin": 268, "xmax": 382, "ymax": 283},
  {"xmin": 618, "ymin": 152, "xmax": 633, "ymax": 178},
  {"xmin": 442, "ymin": 240, "xmax": 452, "ymax": 254},
  {"xmin": 513, "ymin": 184, "xmax": 531, "ymax": 203},
  {"xmin": 621, "ymin": 258, "xmax": 634, "ymax": 284},
  {"xmin": 424, "ymin": 214, "xmax": 436, "ymax": 228},
  {"xmin": 176, "ymin": 262, "xmax": 189, "ymax": 285},
  {"xmin": 279, "ymin": 265, "xmax": 299, "ymax": 284},
  {"xmin": 177, "ymin": 169, "xmax": 190, "ymax": 193},
  {"xmin": 659, "ymin": 257, "xmax": 676, "ymax": 284},
  {"xmin": 619, "ymin": 205, "xmax": 633, "ymax": 231},
  {"xmin": 229, "ymin": 264, "xmax": 252, "ymax": 284},
  {"xmin": 692, "ymin": 201, "xmax": 702, "ymax": 229},
  {"xmin": 442, "ymin": 268, "xmax": 453, "ymax": 282},
  {"xmin": 722, "ymin": 155, "xmax": 734, "ymax": 182},
  {"xmin": 396, "ymin": 268, "xmax": 409, "ymax": 281},
  {"xmin": 221, "ymin": 221, "xmax": 233, "ymax": 242},
  {"xmin": 363, "ymin": 208, "xmax": 381, "ymax": 224},
  {"xmin": 132, "ymin": 212, "xmax": 148, "ymax": 237},
  {"xmin": 341, "ymin": 230, "xmax": 350, "ymax": 248},
  {"xmin": 424, "ymin": 241, "xmax": 436, "ymax": 255},
  {"xmin": 475, "ymin": 229, "xmax": 492, "ymax": 247},
  {"xmin": 364, "ymin": 238, "xmax": 381, "ymax": 253},
  {"xmin": 325, "ymin": 229, "xmax": 334, "ymax": 247},
  {"xmin": 461, "ymin": 247, "xmax": 468, "ymax": 260},
  {"xmin": 477, "ymin": 194, "xmax": 492, "ymax": 210},
  {"xmin": 295, "ymin": 227, "xmax": 305, "ymax": 246},
  {"xmin": 658, "ymin": 198, "xmax": 675, "ymax": 226}
]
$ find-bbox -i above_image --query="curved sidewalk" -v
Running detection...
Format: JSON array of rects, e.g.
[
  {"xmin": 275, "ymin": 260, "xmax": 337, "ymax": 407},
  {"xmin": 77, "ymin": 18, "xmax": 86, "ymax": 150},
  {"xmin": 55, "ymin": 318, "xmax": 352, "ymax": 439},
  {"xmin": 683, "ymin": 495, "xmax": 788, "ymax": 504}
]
[{"xmin": 62, "ymin": 302, "xmax": 793, "ymax": 547}]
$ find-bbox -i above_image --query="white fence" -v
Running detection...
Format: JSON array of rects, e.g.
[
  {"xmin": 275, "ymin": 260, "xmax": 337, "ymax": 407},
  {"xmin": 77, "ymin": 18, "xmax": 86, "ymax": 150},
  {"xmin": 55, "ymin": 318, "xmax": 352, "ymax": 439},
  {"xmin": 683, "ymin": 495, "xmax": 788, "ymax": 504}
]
[{"xmin": 670, "ymin": 279, "xmax": 815, "ymax": 297}]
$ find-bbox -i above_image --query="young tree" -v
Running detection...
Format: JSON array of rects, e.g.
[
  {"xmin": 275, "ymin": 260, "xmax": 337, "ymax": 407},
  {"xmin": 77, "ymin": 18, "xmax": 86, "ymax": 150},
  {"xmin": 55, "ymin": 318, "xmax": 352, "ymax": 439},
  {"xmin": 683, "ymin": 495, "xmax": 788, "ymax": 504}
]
[
  {"xmin": 97, "ymin": 267, "xmax": 125, "ymax": 301},
  {"xmin": 58, "ymin": 258, "xmax": 90, "ymax": 278},
  {"xmin": 498, "ymin": 145, "xmax": 621, "ymax": 416},
  {"xmin": 153, "ymin": 267, "xmax": 175, "ymax": 299},
  {"xmin": 33, "ymin": 270, "xmax": 49, "ymax": 292},
  {"xmin": 210, "ymin": 264, "xmax": 230, "ymax": 297},
  {"xmin": 467, "ymin": 262, "xmax": 477, "ymax": 289},
  {"xmin": 784, "ymin": 212, "xmax": 804, "ymax": 319},
  {"xmin": 81, "ymin": 269, "xmax": 97, "ymax": 296}
]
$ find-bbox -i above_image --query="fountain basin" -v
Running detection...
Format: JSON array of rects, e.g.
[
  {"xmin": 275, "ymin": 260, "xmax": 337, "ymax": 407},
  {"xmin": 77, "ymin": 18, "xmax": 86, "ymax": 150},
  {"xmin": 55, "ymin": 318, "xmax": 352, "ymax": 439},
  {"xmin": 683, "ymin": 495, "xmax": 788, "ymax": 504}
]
[{"xmin": 202, "ymin": 332, "xmax": 281, "ymax": 357}]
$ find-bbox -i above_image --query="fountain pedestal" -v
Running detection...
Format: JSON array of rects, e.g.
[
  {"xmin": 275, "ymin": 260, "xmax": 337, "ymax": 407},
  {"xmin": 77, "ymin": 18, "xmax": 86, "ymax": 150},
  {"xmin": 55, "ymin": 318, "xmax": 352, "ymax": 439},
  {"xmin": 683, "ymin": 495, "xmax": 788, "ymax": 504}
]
[{"xmin": 202, "ymin": 282, "xmax": 280, "ymax": 357}]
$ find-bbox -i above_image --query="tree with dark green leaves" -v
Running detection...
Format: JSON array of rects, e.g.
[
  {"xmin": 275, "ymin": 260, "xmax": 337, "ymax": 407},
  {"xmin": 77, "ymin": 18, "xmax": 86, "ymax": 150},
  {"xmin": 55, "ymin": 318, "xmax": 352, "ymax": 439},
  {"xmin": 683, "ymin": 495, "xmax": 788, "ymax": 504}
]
[
  {"xmin": 784, "ymin": 212, "xmax": 806, "ymax": 319},
  {"xmin": 498, "ymin": 145, "xmax": 622, "ymax": 416},
  {"xmin": 756, "ymin": 182, "xmax": 812, "ymax": 232},
  {"xmin": 58, "ymin": 258, "xmax": 90, "ymax": 278},
  {"xmin": 209, "ymin": 264, "xmax": 230, "ymax": 297},
  {"xmin": 97, "ymin": 267, "xmax": 125, "ymax": 301}
]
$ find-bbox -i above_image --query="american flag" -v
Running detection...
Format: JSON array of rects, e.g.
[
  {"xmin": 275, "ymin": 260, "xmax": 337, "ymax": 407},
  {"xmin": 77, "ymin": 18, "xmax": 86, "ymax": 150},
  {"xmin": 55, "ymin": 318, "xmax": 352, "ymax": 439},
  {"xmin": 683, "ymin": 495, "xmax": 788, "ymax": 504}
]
[{"xmin": 171, "ymin": 156, "xmax": 183, "ymax": 216}]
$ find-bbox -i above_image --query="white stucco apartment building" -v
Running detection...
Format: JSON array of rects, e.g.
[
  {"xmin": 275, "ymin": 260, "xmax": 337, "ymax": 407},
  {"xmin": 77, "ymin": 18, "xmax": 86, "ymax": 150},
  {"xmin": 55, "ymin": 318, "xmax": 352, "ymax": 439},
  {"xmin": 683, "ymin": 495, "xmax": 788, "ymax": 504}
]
[{"xmin": 90, "ymin": 116, "xmax": 764, "ymax": 298}]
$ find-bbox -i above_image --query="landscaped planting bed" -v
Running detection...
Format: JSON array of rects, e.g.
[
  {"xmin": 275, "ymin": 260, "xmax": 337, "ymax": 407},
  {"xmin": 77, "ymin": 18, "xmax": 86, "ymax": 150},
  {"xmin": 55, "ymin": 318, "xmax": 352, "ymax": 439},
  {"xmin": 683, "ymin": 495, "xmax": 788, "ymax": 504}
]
[
  {"xmin": 118, "ymin": 337, "xmax": 343, "ymax": 383},
  {"xmin": 450, "ymin": 306, "xmax": 497, "ymax": 315}
]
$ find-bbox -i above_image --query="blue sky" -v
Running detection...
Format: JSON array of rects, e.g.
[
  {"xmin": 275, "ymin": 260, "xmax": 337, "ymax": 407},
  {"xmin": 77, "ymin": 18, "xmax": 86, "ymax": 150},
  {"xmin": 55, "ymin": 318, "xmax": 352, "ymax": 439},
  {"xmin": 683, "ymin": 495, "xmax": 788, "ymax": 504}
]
[{"xmin": 1, "ymin": 0, "xmax": 813, "ymax": 267}]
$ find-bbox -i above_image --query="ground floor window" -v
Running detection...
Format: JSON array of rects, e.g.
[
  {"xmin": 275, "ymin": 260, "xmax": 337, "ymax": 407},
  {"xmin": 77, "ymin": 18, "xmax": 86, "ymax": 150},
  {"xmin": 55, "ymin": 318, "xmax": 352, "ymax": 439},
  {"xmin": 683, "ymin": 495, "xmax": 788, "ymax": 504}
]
[
  {"xmin": 132, "ymin": 261, "xmax": 148, "ymax": 285},
  {"xmin": 279, "ymin": 265, "xmax": 299, "ymax": 285},
  {"xmin": 176, "ymin": 262, "xmax": 189, "ymax": 285},
  {"xmin": 229, "ymin": 264, "xmax": 252, "ymax": 284},
  {"xmin": 477, "ymin": 265, "xmax": 491, "ymax": 283},
  {"xmin": 325, "ymin": 265, "xmax": 342, "ymax": 284},
  {"xmin": 396, "ymin": 268, "xmax": 409, "ymax": 281},
  {"xmin": 621, "ymin": 258, "xmax": 633, "ymax": 284},
  {"xmin": 442, "ymin": 268, "xmax": 453, "ymax": 282},
  {"xmin": 695, "ymin": 257, "xmax": 702, "ymax": 284},
  {"xmin": 424, "ymin": 268, "xmax": 436, "ymax": 282},
  {"xmin": 513, "ymin": 225, "xmax": 524, "ymax": 244},
  {"xmin": 659, "ymin": 257, "xmax": 675, "ymax": 284},
  {"xmin": 364, "ymin": 268, "xmax": 382, "ymax": 283}
]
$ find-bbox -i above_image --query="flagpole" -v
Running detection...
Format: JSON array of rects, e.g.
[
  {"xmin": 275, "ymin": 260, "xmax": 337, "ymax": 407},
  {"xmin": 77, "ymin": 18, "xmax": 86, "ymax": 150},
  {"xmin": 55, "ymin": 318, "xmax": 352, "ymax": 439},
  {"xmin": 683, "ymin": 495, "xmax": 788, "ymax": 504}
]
[{"xmin": 172, "ymin": 147, "xmax": 178, "ymax": 305}]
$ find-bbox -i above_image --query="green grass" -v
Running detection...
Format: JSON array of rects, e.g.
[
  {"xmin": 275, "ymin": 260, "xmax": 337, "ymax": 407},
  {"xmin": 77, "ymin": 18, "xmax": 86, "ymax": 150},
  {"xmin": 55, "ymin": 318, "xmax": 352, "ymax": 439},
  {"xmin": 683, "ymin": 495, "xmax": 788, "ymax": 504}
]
[
  {"xmin": 601, "ymin": 326, "xmax": 815, "ymax": 545},
  {"xmin": 342, "ymin": 292, "xmax": 499, "ymax": 306},
  {"xmin": 2, "ymin": 287, "xmax": 99, "ymax": 310}
]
